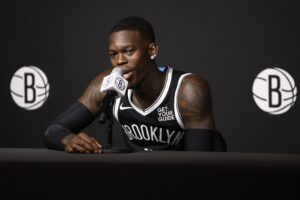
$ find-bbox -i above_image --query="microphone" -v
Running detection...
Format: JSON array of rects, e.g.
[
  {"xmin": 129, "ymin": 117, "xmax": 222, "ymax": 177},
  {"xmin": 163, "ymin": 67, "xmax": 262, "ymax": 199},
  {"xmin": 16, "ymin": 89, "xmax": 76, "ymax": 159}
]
[
  {"xmin": 99, "ymin": 67, "xmax": 128, "ymax": 122},
  {"xmin": 98, "ymin": 67, "xmax": 133, "ymax": 153}
]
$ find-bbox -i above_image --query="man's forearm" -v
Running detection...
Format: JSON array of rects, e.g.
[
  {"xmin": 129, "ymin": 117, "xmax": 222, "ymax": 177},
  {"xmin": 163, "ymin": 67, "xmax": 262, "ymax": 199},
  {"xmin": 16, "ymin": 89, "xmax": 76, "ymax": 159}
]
[{"xmin": 44, "ymin": 101, "xmax": 96, "ymax": 150}]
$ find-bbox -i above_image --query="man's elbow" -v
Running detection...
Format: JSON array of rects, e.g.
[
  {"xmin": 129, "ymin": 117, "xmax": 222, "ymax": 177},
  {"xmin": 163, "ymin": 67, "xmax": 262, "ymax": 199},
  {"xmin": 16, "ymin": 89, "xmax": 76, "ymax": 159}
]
[{"xmin": 43, "ymin": 124, "xmax": 71, "ymax": 151}]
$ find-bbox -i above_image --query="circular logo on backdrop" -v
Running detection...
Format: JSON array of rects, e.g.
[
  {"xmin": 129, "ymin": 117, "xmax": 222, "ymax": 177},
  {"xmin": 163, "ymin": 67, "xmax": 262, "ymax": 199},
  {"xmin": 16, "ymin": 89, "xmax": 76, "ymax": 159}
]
[
  {"xmin": 252, "ymin": 67, "xmax": 297, "ymax": 115},
  {"xmin": 10, "ymin": 66, "xmax": 50, "ymax": 110}
]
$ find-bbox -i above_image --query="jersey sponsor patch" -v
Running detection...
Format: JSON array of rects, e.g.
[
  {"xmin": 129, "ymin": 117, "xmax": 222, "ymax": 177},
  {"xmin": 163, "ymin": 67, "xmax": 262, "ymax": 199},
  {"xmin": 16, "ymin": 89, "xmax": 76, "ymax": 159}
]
[{"xmin": 157, "ymin": 106, "xmax": 175, "ymax": 122}]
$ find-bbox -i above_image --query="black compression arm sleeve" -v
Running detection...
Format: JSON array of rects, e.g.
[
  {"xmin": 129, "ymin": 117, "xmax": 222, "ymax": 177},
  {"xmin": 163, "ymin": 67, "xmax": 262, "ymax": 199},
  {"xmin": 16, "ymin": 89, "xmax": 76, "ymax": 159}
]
[
  {"xmin": 184, "ymin": 129, "xmax": 227, "ymax": 152},
  {"xmin": 184, "ymin": 129, "xmax": 215, "ymax": 151},
  {"xmin": 44, "ymin": 101, "xmax": 96, "ymax": 150}
]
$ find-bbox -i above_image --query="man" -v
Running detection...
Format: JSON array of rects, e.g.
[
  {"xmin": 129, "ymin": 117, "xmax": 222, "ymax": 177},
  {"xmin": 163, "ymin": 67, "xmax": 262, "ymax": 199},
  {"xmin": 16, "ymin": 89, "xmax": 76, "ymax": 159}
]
[{"xmin": 44, "ymin": 16, "xmax": 224, "ymax": 153}]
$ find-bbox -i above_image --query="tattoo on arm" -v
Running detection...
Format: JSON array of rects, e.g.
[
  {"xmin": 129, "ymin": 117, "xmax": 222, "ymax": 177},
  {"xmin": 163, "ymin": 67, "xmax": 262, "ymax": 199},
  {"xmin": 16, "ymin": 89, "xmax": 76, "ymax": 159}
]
[
  {"xmin": 178, "ymin": 74, "xmax": 215, "ymax": 129},
  {"xmin": 78, "ymin": 69, "xmax": 112, "ymax": 115}
]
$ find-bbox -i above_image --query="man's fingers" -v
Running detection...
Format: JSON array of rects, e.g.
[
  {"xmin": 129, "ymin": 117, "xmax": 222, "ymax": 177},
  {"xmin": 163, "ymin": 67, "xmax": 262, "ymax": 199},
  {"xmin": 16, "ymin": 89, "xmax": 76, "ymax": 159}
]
[
  {"xmin": 73, "ymin": 138, "xmax": 94, "ymax": 152},
  {"xmin": 78, "ymin": 133, "xmax": 102, "ymax": 150},
  {"xmin": 64, "ymin": 133, "xmax": 102, "ymax": 154},
  {"xmin": 65, "ymin": 145, "xmax": 74, "ymax": 153},
  {"xmin": 65, "ymin": 142, "xmax": 92, "ymax": 154},
  {"xmin": 72, "ymin": 143, "xmax": 89, "ymax": 153},
  {"xmin": 88, "ymin": 137, "xmax": 102, "ymax": 153},
  {"xmin": 90, "ymin": 137, "xmax": 102, "ymax": 149}
]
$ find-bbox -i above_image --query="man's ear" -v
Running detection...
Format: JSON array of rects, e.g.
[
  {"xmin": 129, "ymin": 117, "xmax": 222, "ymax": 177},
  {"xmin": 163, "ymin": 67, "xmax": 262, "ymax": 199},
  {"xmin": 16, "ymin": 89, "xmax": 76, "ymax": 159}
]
[{"xmin": 148, "ymin": 42, "xmax": 159, "ymax": 60}]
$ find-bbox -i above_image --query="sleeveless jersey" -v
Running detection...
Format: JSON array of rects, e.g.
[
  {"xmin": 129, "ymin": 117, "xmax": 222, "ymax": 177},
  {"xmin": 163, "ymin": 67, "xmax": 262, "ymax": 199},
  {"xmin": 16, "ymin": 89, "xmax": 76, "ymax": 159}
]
[{"xmin": 113, "ymin": 67, "xmax": 191, "ymax": 151}]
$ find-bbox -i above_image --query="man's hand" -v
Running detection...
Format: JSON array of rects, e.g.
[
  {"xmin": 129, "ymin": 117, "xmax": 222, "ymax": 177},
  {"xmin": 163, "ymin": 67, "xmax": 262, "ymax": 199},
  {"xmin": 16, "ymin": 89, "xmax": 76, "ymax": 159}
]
[{"xmin": 62, "ymin": 132, "xmax": 102, "ymax": 153}]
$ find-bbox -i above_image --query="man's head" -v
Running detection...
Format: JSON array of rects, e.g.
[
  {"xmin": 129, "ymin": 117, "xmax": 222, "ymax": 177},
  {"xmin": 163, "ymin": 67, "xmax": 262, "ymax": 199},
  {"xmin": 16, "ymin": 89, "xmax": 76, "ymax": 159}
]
[
  {"xmin": 110, "ymin": 16, "xmax": 155, "ymax": 44},
  {"xmin": 108, "ymin": 16, "xmax": 159, "ymax": 89}
]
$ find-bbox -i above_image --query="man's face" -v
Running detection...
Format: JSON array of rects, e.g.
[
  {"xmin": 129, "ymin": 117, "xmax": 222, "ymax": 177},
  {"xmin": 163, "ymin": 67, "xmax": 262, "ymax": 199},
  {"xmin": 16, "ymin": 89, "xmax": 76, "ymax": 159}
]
[{"xmin": 109, "ymin": 30, "xmax": 151, "ymax": 89}]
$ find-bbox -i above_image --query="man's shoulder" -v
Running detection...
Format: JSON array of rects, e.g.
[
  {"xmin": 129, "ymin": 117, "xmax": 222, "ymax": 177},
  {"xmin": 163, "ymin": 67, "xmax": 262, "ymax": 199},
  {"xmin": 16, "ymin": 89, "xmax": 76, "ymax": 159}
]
[
  {"xmin": 78, "ymin": 67, "xmax": 113, "ymax": 114},
  {"xmin": 92, "ymin": 68, "xmax": 113, "ymax": 84},
  {"xmin": 85, "ymin": 67, "xmax": 115, "ymax": 93},
  {"xmin": 171, "ymin": 67, "xmax": 203, "ymax": 80},
  {"xmin": 179, "ymin": 73, "xmax": 211, "ymax": 96},
  {"xmin": 163, "ymin": 66, "xmax": 211, "ymax": 96}
]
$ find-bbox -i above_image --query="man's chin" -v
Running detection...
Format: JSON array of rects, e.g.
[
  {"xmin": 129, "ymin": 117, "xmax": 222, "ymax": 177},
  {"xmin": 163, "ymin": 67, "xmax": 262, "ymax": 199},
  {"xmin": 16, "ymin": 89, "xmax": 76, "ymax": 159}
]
[
  {"xmin": 127, "ymin": 81, "xmax": 139, "ymax": 90},
  {"xmin": 126, "ymin": 82, "xmax": 134, "ymax": 90}
]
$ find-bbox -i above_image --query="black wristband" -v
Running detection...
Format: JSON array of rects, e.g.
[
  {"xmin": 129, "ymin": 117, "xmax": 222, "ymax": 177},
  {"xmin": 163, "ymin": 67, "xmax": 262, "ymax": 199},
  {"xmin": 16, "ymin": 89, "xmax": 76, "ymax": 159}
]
[
  {"xmin": 44, "ymin": 101, "xmax": 96, "ymax": 150},
  {"xmin": 184, "ymin": 129, "xmax": 227, "ymax": 152}
]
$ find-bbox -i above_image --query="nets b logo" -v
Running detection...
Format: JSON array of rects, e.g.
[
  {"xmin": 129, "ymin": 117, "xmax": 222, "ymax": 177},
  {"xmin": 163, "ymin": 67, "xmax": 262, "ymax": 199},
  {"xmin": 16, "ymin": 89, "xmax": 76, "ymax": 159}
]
[
  {"xmin": 115, "ymin": 77, "xmax": 126, "ymax": 91},
  {"xmin": 252, "ymin": 67, "xmax": 297, "ymax": 115},
  {"xmin": 10, "ymin": 66, "xmax": 50, "ymax": 110}
]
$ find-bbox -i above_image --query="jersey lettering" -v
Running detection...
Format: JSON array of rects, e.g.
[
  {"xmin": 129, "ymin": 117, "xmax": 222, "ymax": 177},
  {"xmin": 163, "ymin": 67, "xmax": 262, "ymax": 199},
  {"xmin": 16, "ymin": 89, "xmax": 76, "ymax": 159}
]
[{"xmin": 121, "ymin": 124, "xmax": 184, "ymax": 146}]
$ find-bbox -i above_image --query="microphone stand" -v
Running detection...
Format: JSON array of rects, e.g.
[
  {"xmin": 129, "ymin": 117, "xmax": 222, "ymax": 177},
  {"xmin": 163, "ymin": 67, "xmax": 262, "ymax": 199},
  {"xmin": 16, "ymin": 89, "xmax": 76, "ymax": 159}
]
[{"xmin": 98, "ymin": 94, "xmax": 132, "ymax": 153}]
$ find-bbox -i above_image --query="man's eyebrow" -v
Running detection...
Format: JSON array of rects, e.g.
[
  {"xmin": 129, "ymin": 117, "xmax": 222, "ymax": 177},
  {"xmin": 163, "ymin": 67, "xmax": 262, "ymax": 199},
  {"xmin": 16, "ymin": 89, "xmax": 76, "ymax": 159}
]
[{"xmin": 109, "ymin": 45, "xmax": 135, "ymax": 51}]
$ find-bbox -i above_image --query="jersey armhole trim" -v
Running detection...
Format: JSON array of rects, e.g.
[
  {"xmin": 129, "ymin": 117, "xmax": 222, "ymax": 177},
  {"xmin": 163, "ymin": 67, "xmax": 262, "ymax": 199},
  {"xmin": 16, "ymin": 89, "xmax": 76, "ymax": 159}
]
[
  {"xmin": 174, "ymin": 73, "xmax": 192, "ymax": 129},
  {"xmin": 113, "ymin": 97, "xmax": 121, "ymax": 122}
]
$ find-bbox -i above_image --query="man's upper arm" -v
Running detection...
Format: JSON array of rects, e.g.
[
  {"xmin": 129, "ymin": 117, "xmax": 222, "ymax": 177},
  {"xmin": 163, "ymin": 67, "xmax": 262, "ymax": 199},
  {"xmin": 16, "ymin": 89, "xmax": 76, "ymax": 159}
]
[
  {"xmin": 79, "ymin": 69, "xmax": 111, "ymax": 115},
  {"xmin": 178, "ymin": 74, "xmax": 215, "ymax": 129}
]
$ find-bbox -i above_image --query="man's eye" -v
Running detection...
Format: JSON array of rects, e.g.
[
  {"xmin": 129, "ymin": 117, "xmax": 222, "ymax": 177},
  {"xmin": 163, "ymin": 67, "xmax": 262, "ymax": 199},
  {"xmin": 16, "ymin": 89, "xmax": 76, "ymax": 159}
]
[
  {"xmin": 109, "ymin": 53, "xmax": 117, "ymax": 57},
  {"xmin": 125, "ymin": 49, "xmax": 135, "ymax": 55}
]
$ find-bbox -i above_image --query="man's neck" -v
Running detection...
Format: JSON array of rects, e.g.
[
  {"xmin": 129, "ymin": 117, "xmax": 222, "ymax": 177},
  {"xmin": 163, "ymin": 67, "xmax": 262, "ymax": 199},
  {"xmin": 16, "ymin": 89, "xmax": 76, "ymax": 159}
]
[{"xmin": 132, "ymin": 65, "xmax": 166, "ymax": 109}]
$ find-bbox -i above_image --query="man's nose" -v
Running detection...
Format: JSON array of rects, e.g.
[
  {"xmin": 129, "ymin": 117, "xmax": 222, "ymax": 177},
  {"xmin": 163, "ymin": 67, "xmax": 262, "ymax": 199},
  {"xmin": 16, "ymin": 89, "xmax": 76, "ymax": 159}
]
[{"xmin": 117, "ymin": 54, "xmax": 127, "ymax": 66}]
